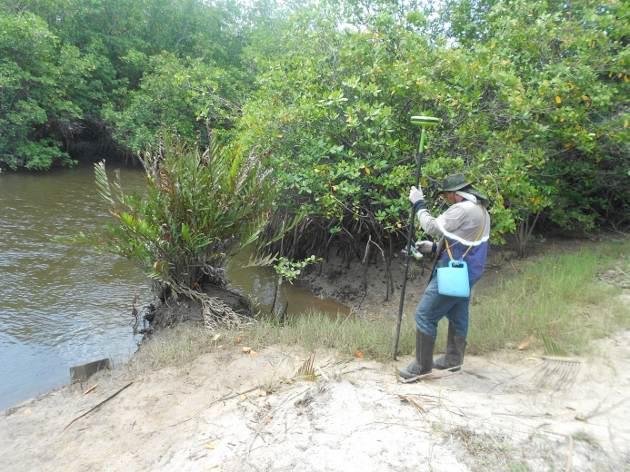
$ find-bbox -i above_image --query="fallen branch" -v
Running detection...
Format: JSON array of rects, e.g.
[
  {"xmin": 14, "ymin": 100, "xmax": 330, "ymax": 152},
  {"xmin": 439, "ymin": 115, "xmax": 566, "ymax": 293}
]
[
  {"xmin": 341, "ymin": 366, "xmax": 379, "ymax": 375},
  {"xmin": 169, "ymin": 385, "xmax": 265, "ymax": 427},
  {"xmin": 208, "ymin": 386, "xmax": 261, "ymax": 407},
  {"xmin": 576, "ymin": 396, "xmax": 630, "ymax": 422},
  {"xmin": 82, "ymin": 384, "xmax": 98, "ymax": 395},
  {"xmin": 64, "ymin": 382, "xmax": 133, "ymax": 431},
  {"xmin": 398, "ymin": 394, "xmax": 429, "ymax": 414}
]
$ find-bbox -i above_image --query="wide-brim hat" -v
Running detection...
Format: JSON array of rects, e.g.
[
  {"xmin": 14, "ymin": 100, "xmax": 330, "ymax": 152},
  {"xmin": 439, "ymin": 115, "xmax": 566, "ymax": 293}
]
[{"xmin": 439, "ymin": 173, "xmax": 471, "ymax": 192}]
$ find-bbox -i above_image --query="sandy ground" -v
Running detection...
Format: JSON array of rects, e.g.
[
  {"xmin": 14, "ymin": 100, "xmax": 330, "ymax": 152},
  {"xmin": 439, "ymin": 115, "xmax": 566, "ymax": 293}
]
[{"xmin": 2, "ymin": 328, "xmax": 629, "ymax": 472}]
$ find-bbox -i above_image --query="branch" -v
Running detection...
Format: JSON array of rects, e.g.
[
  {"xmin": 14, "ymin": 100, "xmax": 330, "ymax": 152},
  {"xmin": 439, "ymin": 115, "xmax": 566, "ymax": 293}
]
[{"xmin": 64, "ymin": 382, "xmax": 133, "ymax": 431}]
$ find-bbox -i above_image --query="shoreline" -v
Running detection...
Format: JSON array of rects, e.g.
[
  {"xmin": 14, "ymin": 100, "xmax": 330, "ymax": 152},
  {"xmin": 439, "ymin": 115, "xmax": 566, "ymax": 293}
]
[
  {"xmin": 3, "ymin": 237, "xmax": 629, "ymax": 470},
  {"xmin": 2, "ymin": 234, "xmax": 619, "ymax": 413}
]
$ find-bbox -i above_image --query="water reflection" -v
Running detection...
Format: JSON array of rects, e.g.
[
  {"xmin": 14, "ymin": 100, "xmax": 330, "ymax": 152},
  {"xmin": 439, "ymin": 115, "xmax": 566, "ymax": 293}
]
[
  {"xmin": 227, "ymin": 250, "xmax": 349, "ymax": 317},
  {"xmin": 0, "ymin": 166, "xmax": 149, "ymax": 410}
]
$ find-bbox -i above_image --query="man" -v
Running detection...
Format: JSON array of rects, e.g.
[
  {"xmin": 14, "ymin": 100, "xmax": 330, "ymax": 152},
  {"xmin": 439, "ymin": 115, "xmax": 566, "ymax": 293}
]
[{"xmin": 399, "ymin": 173, "xmax": 490, "ymax": 379}]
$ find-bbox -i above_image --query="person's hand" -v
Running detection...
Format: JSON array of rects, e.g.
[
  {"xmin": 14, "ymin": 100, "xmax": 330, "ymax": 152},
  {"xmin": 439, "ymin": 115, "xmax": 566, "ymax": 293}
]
[
  {"xmin": 408, "ymin": 185, "xmax": 424, "ymax": 205},
  {"xmin": 415, "ymin": 240, "xmax": 435, "ymax": 255}
]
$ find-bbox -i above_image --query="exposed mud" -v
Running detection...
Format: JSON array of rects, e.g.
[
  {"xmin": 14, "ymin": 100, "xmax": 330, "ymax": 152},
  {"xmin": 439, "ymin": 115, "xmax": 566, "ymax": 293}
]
[
  {"xmin": 301, "ymin": 236, "xmax": 627, "ymax": 320},
  {"xmin": 300, "ymin": 245, "xmax": 513, "ymax": 319},
  {"xmin": 138, "ymin": 283, "xmax": 256, "ymax": 337}
]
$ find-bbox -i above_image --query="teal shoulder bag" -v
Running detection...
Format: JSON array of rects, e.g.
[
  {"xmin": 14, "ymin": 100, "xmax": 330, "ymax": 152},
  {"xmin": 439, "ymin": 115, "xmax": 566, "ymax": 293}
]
[{"xmin": 437, "ymin": 258, "xmax": 471, "ymax": 298}]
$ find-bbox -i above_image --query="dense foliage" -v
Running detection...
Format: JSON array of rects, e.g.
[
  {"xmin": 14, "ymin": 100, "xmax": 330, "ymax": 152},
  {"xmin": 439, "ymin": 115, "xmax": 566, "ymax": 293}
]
[
  {"xmin": 2, "ymin": 0, "xmax": 628, "ymax": 259},
  {"xmin": 95, "ymin": 134, "xmax": 275, "ymax": 297},
  {"xmin": 0, "ymin": 13, "xmax": 92, "ymax": 169},
  {"xmin": 238, "ymin": 0, "xmax": 629, "ymax": 257},
  {"xmin": 0, "ymin": 0, "xmax": 246, "ymax": 167}
]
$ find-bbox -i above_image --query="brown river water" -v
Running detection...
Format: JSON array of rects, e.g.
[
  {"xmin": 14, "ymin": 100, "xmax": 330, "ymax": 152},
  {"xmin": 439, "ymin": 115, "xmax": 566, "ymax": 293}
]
[{"xmin": 0, "ymin": 166, "xmax": 346, "ymax": 411}]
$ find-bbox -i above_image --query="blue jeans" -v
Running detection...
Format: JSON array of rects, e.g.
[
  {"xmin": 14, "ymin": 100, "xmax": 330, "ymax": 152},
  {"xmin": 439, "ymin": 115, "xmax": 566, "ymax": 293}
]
[{"xmin": 415, "ymin": 275, "xmax": 472, "ymax": 338}]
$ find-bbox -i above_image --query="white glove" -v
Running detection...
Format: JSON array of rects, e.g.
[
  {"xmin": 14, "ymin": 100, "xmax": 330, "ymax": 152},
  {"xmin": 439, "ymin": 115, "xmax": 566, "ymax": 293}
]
[
  {"xmin": 408, "ymin": 186, "xmax": 424, "ymax": 205},
  {"xmin": 415, "ymin": 240, "xmax": 435, "ymax": 255}
]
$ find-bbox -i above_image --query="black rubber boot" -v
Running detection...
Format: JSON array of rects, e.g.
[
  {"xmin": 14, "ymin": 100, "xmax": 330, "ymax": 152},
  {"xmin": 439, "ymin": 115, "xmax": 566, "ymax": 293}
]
[
  {"xmin": 399, "ymin": 330, "xmax": 435, "ymax": 379},
  {"xmin": 433, "ymin": 322, "xmax": 466, "ymax": 371}
]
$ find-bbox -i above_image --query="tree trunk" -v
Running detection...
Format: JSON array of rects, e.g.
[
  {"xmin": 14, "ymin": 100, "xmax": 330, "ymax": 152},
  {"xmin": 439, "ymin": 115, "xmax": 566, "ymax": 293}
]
[{"xmin": 516, "ymin": 212, "xmax": 541, "ymax": 258}]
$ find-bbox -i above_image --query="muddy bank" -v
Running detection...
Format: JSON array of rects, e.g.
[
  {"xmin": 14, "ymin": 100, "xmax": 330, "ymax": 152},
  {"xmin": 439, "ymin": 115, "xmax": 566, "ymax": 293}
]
[
  {"xmin": 299, "ymin": 235, "xmax": 620, "ymax": 319},
  {"xmin": 135, "ymin": 235, "xmax": 600, "ymax": 347},
  {"xmin": 137, "ymin": 249, "xmax": 422, "ymax": 336},
  {"xmin": 299, "ymin": 243, "xmax": 518, "ymax": 319},
  {"xmin": 145, "ymin": 284, "xmax": 254, "ymax": 332}
]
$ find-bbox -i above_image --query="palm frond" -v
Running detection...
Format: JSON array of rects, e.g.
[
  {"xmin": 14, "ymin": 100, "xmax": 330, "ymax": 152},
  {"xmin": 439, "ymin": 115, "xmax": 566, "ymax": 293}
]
[{"xmin": 94, "ymin": 161, "xmax": 113, "ymax": 206}]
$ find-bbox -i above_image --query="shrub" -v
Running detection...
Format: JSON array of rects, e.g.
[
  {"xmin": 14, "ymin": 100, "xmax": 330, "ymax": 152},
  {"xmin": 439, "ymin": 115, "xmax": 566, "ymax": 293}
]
[{"xmin": 95, "ymin": 133, "xmax": 275, "ymax": 322}]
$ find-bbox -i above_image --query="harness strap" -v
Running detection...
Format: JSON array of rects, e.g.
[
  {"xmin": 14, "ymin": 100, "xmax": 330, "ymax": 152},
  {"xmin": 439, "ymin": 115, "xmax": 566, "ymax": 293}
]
[{"xmin": 444, "ymin": 211, "xmax": 487, "ymax": 262}]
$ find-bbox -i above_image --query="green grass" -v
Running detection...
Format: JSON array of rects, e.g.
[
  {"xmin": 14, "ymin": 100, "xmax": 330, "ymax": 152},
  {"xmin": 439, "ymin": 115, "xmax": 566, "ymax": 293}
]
[
  {"xmin": 130, "ymin": 323, "xmax": 224, "ymax": 371},
  {"xmin": 468, "ymin": 238, "xmax": 630, "ymax": 355},
  {"xmin": 245, "ymin": 311, "xmax": 412, "ymax": 361},
  {"xmin": 245, "ymin": 238, "xmax": 630, "ymax": 359}
]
